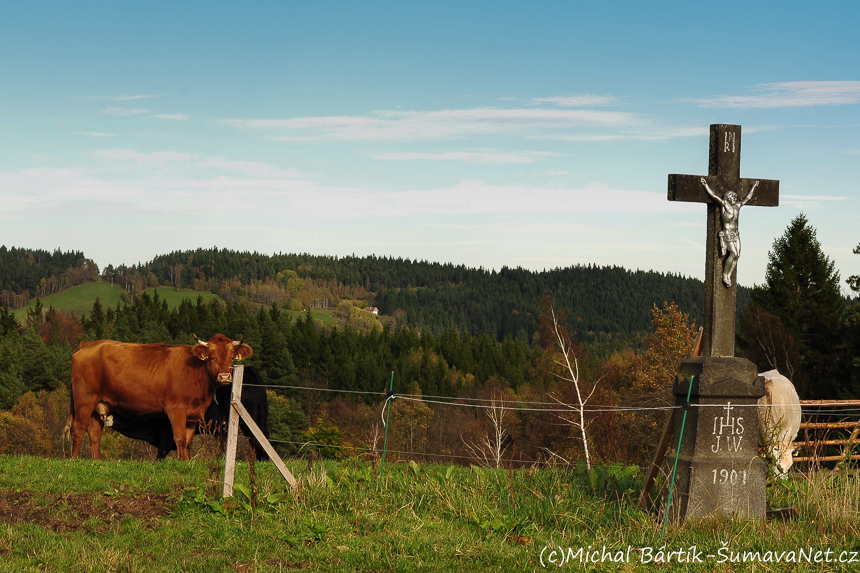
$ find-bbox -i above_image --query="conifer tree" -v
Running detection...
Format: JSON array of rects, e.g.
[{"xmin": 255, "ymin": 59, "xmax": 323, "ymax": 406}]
[
  {"xmin": 840, "ymin": 244, "xmax": 860, "ymax": 397},
  {"xmin": 748, "ymin": 214, "xmax": 844, "ymax": 398}
]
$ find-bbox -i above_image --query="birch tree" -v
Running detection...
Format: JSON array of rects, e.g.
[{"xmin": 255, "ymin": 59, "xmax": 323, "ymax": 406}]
[
  {"xmin": 461, "ymin": 391, "xmax": 513, "ymax": 468},
  {"xmin": 538, "ymin": 295, "xmax": 600, "ymax": 470}
]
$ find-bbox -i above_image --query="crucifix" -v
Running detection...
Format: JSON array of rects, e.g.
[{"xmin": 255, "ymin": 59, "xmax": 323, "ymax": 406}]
[{"xmin": 668, "ymin": 124, "xmax": 779, "ymax": 357}]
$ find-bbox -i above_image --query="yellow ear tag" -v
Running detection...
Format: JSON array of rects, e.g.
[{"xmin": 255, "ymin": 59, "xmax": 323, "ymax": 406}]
[
  {"xmin": 200, "ymin": 355, "xmax": 208, "ymax": 361},
  {"xmin": 236, "ymin": 354, "xmax": 242, "ymax": 361}
]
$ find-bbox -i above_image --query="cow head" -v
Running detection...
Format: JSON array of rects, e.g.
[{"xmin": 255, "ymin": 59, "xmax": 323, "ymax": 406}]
[{"xmin": 191, "ymin": 334, "xmax": 254, "ymax": 386}]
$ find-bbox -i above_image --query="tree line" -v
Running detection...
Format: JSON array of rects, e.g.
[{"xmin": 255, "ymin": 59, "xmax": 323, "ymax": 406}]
[
  {"xmin": 1, "ymin": 212, "xmax": 858, "ymax": 466},
  {"xmin": 142, "ymin": 249, "xmax": 727, "ymax": 341},
  {"xmin": 0, "ymin": 246, "xmax": 99, "ymax": 308},
  {"xmin": 0, "ymin": 284, "xmax": 692, "ymax": 466}
]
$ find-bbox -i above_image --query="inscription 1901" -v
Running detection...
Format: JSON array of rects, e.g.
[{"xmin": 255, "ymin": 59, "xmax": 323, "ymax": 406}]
[
  {"xmin": 710, "ymin": 403, "xmax": 745, "ymax": 453},
  {"xmin": 712, "ymin": 468, "xmax": 748, "ymax": 485}
]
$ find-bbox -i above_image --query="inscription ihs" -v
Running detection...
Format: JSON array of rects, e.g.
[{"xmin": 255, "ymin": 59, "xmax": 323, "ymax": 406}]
[{"xmin": 711, "ymin": 403, "xmax": 744, "ymax": 453}]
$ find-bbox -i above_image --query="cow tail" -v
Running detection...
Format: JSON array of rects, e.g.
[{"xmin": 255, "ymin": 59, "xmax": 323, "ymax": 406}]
[{"xmin": 63, "ymin": 388, "xmax": 75, "ymax": 441}]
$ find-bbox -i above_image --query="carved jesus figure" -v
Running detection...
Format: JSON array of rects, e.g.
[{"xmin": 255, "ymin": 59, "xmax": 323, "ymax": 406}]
[{"xmin": 700, "ymin": 177, "xmax": 759, "ymax": 287}]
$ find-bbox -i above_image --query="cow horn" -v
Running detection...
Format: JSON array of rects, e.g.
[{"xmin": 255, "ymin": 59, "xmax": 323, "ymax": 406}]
[
  {"xmin": 232, "ymin": 339, "xmax": 243, "ymax": 347},
  {"xmin": 193, "ymin": 333, "xmax": 206, "ymax": 345}
]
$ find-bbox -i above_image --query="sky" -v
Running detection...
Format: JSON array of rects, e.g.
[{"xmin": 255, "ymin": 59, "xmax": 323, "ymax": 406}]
[{"xmin": 2, "ymin": 2, "xmax": 859, "ymax": 292}]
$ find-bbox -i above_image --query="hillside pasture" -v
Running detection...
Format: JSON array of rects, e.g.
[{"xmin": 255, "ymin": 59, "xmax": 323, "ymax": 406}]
[
  {"xmin": 13, "ymin": 284, "xmax": 221, "ymax": 321},
  {"xmin": 12, "ymin": 283, "xmax": 124, "ymax": 321},
  {"xmin": 0, "ymin": 455, "xmax": 856, "ymax": 572}
]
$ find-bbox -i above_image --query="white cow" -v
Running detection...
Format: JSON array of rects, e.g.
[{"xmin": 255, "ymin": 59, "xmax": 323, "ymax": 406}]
[{"xmin": 757, "ymin": 370, "xmax": 802, "ymax": 478}]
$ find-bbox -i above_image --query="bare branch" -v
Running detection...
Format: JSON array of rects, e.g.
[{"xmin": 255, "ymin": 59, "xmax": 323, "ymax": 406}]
[{"xmin": 548, "ymin": 304, "xmax": 593, "ymax": 469}]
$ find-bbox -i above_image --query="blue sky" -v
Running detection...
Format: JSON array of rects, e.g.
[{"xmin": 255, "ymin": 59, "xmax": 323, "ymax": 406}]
[{"xmin": 2, "ymin": 2, "xmax": 859, "ymax": 292}]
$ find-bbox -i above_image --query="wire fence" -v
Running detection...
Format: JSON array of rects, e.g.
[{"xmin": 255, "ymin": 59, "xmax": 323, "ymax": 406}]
[
  {"xmin": 225, "ymin": 378, "xmax": 860, "ymax": 472},
  {"xmin": 242, "ymin": 381, "xmax": 860, "ymax": 415},
  {"xmin": 216, "ymin": 364, "xmax": 860, "ymax": 470}
]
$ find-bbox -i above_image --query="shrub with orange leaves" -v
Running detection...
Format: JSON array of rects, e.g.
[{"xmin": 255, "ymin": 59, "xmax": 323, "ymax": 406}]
[{"xmin": 612, "ymin": 301, "xmax": 699, "ymax": 465}]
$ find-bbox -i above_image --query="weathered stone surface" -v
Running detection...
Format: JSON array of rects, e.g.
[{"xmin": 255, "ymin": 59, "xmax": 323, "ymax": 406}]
[
  {"xmin": 665, "ymin": 357, "xmax": 767, "ymax": 522},
  {"xmin": 663, "ymin": 124, "xmax": 777, "ymax": 523},
  {"xmin": 673, "ymin": 357, "xmax": 763, "ymax": 397},
  {"xmin": 668, "ymin": 124, "xmax": 779, "ymax": 357}
]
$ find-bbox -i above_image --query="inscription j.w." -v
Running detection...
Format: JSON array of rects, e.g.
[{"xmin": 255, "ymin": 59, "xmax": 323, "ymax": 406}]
[{"xmin": 710, "ymin": 403, "xmax": 745, "ymax": 453}]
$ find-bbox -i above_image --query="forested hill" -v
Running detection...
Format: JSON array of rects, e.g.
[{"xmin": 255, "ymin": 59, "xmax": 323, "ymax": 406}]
[
  {"xmin": 142, "ymin": 249, "xmax": 745, "ymax": 341},
  {"xmin": 2, "ymin": 246, "xmax": 750, "ymax": 341},
  {"xmin": 0, "ymin": 246, "xmax": 99, "ymax": 308}
]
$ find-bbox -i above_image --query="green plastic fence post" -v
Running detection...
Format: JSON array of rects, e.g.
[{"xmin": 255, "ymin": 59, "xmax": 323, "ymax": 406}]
[
  {"xmin": 662, "ymin": 375, "xmax": 695, "ymax": 538},
  {"xmin": 378, "ymin": 371, "xmax": 395, "ymax": 490}
]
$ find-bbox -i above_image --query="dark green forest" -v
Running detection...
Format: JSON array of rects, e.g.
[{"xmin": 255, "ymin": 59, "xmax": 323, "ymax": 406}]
[
  {"xmin": 1, "ymin": 215, "xmax": 859, "ymax": 465},
  {"xmin": 4, "ymin": 246, "xmax": 753, "ymax": 344},
  {"xmin": 144, "ymin": 249, "xmax": 733, "ymax": 340},
  {"xmin": 0, "ymin": 246, "xmax": 99, "ymax": 307}
]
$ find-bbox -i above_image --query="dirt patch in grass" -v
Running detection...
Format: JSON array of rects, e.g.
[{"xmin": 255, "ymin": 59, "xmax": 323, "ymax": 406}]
[{"xmin": 0, "ymin": 489, "xmax": 174, "ymax": 532}]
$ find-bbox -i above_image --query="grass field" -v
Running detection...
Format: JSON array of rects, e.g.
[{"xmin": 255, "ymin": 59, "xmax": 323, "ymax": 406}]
[
  {"xmin": 13, "ymin": 284, "xmax": 221, "ymax": 321},
  {"xmin": 13, "ymin": 283, "xmax": 124, "ymax": 321},
  {"xmin": 0, "ymin": 455, "xmax": 856, "ymax": 572},
  {"xmin": 14, "ymin": 281, "xmax": 338, "ymax": 329}
]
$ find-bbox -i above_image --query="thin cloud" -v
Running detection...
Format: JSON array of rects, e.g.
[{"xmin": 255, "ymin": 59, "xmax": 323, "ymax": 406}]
[
  {"xmin": 103, "ymin": 107, "xmax": 150, "ymax": 116},
  {"xmin": 313, "ymin": 180, "xmax": 698, "ymax": 218},
  {"xmin": 94, "ymin": 149, "xmax": 198, "ymax": 164},
  {"xmin": 0, "ymin": 165, "xmax": 693, "ymax": 222},
  {"xmin": 532, "ymin": 125, "xmax": 707, "ymax": 141},
  {"xmin": 781, "ymin": 193, "xmax": 848, "ymax": 209},
  {"xmin": 79, "ymin": 95, "xmax": 159, "ymax": 101},
  {"xmin": 781, "ymin": 194, "xmax": 847, "ymax": 201},
  {"xmin": 92, "ymin": 149, "xmax": 302, "ymax": 178},
  {"xmin": 372, "ymin": 151, "xmax": 542, "ymax": 164},
  {"xmin": 151, "ymin": 114, "xmax": 190, "ymax": 121},
  {"xmin": 683, "ymin": 81, "xmax": 860, "ymax": 109},
  {"xmin": 114, "ymin": 95, "xmax": 159, "ymax": 101},
  {"xmin": 682, "ymin": 238, "xmax": 705, "ymax": 251},
  {"xmin": 220, "ymin": 107, "xmax": 647, "ymax": 141},
  {"xmin": 530, "ymin": 94, "xmax": 617, "ymax": 107}
]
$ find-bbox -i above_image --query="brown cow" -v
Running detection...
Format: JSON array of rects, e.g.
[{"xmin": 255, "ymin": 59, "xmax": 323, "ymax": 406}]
[{"xmin": 66, "ymin": 334, "xmax": 253, "ymax": 460}]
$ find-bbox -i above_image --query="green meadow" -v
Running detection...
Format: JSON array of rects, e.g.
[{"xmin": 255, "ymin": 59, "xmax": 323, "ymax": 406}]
[
  {"xmin": 0, "ymin": 455, "xmax": 857, "ymax": 572},
  {"xmin": 13, "ymin": 283, "xmax": 124, "ymax": 321},
  {"xmin": 13, "ymin": 284, "xmax": 221, "ymax": 322}
]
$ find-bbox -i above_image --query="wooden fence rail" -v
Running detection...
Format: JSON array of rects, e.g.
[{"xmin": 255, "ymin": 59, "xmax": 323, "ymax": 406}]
[{"xmin": 791, "ymin": 400, "xmax": 860, "ymax": 468}]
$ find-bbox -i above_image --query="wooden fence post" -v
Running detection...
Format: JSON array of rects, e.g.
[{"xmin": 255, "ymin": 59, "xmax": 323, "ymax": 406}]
[
  {"xmin": 223, "ymin": 365, "xmax": 298, "ymax": 498},
  {"xmin": 222, "ymin": 365, "xmax": 244, "ymax": 498}
]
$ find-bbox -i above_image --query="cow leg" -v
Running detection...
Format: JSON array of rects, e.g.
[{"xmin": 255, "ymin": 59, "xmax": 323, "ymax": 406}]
[
  {"xmin": 156, "ymin": 430, "xmax": 175, "ymax": 460},
  {"xmin": 87, "ymin": 415, "xmax": 104, "ymax": 460},
  {"xmin": 70, "ymin": 418, "xmax": 86, "ymax": 458},
  {"xmin": 70, "ymin": 397, "xmax": 100, "ymax": 459},
  {"xmin": 165, "ymin": 411, "xmax": 190, "ymax": 460},
  {"xmin": 185, "ymin": 421, "xmax": 198, "ymax": 457}
]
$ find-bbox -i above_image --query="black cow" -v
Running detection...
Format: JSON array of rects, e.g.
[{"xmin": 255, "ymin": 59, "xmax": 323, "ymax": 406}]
[{"xmin": 103, "ymin": 366, "xmax": 271, "ymax": 461}]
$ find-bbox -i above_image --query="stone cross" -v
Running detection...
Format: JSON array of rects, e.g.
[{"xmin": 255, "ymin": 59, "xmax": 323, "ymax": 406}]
[
  {"xmin": 668, "ymin": 357, "xmax": 767, "ymax": 522},
  {"xmin": 668, "ymin": 124, "xmax": 779, "ymax": 357}
]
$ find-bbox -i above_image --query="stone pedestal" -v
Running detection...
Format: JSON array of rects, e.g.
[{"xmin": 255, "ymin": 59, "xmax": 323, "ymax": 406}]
[{"xmin": 665, "ymin": 357, "xmax": 767, "ymax": 522}]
